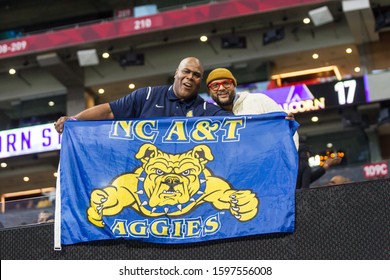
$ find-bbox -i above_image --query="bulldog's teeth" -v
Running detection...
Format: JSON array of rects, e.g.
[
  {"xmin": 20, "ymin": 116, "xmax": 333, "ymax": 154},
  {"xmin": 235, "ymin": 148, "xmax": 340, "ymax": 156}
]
[
  {"xmin": 136, "ymin": 190, "xmax": 144, "ymax": 195},
  {"xmin": 138, "ymin": 177, "xmax": 145, "ymax": 182},
  {"xmin": 190, "ymin": 198, "xmax": 196, "ymax": 202},
  {"xmin": 151, "ymin": 208, "xmax": 156, "ymax": 213},
  {"xmin": 200, "ymin": 179, "xmax": 206, "ymax": 184},
  {"xmin": 197, "ymin": 190, "xmax": 204, "ymax": 195},
  {"xmin": 141, "ymin": 201, "xmax": 148, "ymax": 206},
  {"xmin": 164, "ymin": 207, "xmax": 169, "ymax": 214},
  {"xmin": 163, "ymin": 190, "xmax": 175, "ymax": 194},
  {"xmin": 177, "ymin": 204, "xmax": 182, "ymax": 211}
]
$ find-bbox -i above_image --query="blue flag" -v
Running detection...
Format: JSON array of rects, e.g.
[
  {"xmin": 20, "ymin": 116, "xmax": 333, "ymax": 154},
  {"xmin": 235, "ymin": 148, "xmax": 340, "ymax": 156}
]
[{"xmin": 54, "ymin": 112, "xmax": 298, "ymax": 248}]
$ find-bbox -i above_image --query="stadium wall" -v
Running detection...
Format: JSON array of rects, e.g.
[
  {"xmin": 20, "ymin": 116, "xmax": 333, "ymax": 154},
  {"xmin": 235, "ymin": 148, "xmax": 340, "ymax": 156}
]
[{"xmin": 1, "ymin": 179, "xmax": 388, "ymax": 260}]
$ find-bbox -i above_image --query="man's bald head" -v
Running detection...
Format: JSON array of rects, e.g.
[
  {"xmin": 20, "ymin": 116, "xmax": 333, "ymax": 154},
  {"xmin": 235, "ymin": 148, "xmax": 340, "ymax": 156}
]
[{"xmin": 173, "ymin": 57, "xmax": 204, "ymax": 100}]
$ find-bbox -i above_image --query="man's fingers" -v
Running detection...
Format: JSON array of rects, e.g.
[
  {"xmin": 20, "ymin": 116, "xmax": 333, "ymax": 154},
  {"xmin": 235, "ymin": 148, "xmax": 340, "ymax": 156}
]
[
  {"xmin": 285, "ymin": 112, "xmax": 295, "ymax": 121},
  {"xmin": 54, "ymin": 116, "xmax": 68, "ymax": 134}
]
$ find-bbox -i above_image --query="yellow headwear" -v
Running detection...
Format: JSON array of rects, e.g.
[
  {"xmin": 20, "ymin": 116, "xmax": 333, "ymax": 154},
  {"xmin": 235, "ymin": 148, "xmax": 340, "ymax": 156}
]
[{"xmin": 206, "ymin": 68, "xmax": 237, "ymax": 86}]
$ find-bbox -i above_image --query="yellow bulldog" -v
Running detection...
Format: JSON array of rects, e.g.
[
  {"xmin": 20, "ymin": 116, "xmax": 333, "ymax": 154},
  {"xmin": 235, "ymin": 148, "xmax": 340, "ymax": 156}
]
[{"xmin": 87, "ymin": 143, "xmax": 259, "ymax": 227}]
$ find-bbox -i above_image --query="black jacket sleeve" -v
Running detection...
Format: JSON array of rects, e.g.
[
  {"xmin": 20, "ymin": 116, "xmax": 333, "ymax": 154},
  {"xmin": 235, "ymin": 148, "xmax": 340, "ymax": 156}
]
[{"xmin": 310, "ymin": 166, "xmax": 326, "ymax": 183}]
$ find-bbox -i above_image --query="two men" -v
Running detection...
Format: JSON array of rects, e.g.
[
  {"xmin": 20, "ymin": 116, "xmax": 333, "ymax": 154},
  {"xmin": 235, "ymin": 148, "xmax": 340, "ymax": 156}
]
[{"xmin": 54, "ymin": 59, "xmax": 297, "ymax": 145}]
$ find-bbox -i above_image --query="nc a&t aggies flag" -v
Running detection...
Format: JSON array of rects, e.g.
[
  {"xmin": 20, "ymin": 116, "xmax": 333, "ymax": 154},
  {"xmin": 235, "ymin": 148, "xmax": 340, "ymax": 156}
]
[{"xmin": 54, "ymin": 112, "xmax": 298, "ymax": 248}]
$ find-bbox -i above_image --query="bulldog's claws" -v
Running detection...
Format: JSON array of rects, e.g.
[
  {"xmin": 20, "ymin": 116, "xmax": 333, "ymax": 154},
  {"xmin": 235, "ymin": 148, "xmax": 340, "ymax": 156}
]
[
  {"xmin": 232, "ymin": 207, "xmax": 239, "ymax": 211},
  {"xmin": 231, "ymin": 199, "xmax": 238, "ymax": 204},
  {"xmin": 96, "ymin": 205, "xmax": 102, "ymax": 213},
  {"xmin": 141, "ymin": 201, "xmax": 148, "ymax": 206},
  {"xmin": 100, "ymin": 198, "xmax": 107, "ymax": 203},
  {"xmin": 234, "ymin": 214, "xmax": 241, "ymax": 219}
]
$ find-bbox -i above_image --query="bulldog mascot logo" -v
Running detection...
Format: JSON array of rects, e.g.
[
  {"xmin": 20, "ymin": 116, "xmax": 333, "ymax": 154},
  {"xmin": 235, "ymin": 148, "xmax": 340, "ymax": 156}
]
[{"xmin": 87, "ymin": 143, "xmax": 259, "ymax": 227}]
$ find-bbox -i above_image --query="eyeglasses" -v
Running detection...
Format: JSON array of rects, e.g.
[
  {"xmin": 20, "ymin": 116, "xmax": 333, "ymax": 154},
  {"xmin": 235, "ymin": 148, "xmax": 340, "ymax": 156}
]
[{"xmin": 208, "ymin": 79, "xmax": 233, "ymax": 91}]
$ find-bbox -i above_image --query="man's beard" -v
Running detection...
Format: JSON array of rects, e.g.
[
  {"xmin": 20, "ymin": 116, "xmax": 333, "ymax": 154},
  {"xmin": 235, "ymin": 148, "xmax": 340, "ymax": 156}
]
[{"xmin": 213, "ymin": 92, "xmax": 234, "ymax": 107}]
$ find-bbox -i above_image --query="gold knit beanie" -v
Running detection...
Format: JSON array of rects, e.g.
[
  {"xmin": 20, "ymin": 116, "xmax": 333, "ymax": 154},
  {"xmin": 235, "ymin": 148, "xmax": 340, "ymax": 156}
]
[{"xmin": 206, "ymin": 68, "xmax": 237, "ymax": 86}]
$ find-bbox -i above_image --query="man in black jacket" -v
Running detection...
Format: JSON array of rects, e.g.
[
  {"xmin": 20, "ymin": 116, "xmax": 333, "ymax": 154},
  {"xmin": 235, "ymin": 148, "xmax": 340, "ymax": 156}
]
[{"xmin": 296, "ymin": 143, "xmax": 342, "ymax": 189}]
